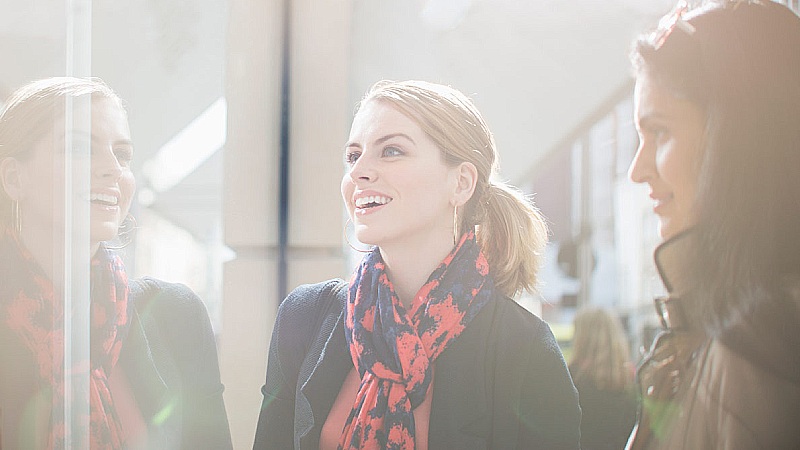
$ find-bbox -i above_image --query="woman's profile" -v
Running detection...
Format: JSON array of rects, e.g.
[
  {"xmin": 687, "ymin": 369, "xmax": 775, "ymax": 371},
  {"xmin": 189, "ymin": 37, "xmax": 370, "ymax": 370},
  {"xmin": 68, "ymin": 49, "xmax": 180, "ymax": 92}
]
[{"xmin": 627, "ymin": 1, "xmax": 800, "ymax": 448}]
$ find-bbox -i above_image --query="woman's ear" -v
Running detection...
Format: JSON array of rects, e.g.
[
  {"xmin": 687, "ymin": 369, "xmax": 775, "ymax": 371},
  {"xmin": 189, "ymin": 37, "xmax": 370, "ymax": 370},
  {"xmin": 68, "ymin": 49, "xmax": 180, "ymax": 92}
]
[
  {"xmin": 0, "ymin": 157, "xmax": 23, "ymax": 201},
  {"xmin": 452, "ymin": 161, "xmax": 478, "ymax": 207}
]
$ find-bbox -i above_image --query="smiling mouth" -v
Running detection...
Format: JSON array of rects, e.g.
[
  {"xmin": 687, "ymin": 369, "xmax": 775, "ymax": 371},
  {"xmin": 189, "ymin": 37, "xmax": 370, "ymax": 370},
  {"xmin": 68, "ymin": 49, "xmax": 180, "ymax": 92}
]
[
  {"xmin": 91, "ymin": 193, "xmax": 119, "ymax": 207},
  {"xmin": 355, "ymin": 195, "xmax": 392, "ymax": 209}
]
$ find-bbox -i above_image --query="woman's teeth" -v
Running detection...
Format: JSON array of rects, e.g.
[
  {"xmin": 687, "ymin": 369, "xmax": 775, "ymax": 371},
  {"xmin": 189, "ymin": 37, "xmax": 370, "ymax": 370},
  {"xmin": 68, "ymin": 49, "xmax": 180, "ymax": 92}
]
[
  {"xmin": 355, "ymin": 195, "xmax": 391, "ymax": 208},
  {"xmin": 91, "ymin": 193, "xmax": 118, "ymax": 206}
]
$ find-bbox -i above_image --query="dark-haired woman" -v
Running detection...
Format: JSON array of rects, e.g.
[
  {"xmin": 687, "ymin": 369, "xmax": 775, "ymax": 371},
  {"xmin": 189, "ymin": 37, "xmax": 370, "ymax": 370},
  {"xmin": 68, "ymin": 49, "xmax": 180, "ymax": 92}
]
[{"xmin": 627, "ymin": 2, "xmax": 800, "ymax": 448}]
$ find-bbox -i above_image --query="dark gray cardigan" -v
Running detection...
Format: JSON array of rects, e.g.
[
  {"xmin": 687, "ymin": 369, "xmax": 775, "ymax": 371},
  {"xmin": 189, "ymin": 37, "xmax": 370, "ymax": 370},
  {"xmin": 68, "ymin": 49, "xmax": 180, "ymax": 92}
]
[
  {"xmin": 0, "ymin": 277, "xmax": 232, "ymax": 449},
  {"xmin": 253, "ymin": 279, "xmax": 581, "ymax": 450}
]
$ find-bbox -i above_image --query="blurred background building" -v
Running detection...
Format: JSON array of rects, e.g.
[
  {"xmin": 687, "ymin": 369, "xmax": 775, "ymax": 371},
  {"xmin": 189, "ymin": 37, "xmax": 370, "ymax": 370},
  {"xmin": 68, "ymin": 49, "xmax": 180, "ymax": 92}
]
[{"xmin": 2, "ymin": 0, "xmax": 797, "ymax": 447}]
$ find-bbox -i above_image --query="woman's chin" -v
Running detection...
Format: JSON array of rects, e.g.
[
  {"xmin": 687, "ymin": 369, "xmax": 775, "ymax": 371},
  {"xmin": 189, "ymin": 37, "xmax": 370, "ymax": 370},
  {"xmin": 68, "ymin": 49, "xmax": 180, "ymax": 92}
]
[
  {"xmin": 355, "ymin": 235, "xmax": 378, "ymax": 248},
  {"xmin": 91, "ymin": 223, "xmax": 121, "ymax": 246},
  {"xmin": 657, "ymin": 218, "xmax": 691, "ymax": 241}
]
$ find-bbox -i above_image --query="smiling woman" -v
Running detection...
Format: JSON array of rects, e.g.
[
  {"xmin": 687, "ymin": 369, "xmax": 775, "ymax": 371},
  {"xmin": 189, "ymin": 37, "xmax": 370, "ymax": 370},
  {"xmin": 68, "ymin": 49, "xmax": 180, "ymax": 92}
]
[
  {"xmin": 0, "ymin": 77, "xmax": 232, "ymax": 449},
  {"xmin": 626, "ymin": 2, "xmax": 800, "ymax": 449},
  {"xmin": 255, "ymin": 80, "xmax": 581, "ymax": 450}
]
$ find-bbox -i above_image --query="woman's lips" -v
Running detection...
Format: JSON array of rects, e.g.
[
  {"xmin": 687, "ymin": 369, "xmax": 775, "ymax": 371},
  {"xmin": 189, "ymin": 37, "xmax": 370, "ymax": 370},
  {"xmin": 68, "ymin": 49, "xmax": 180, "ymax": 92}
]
[
  {"xmin": 352, "ymin": 193, "xmax": 393, "ymax": 215},
  {"xmin": 651, "ymin": 193, "xmax": 673, "ymax": 215},
  {"xmin": 355, "ymin": 202, "xmax": 388, "ymax": 216}
]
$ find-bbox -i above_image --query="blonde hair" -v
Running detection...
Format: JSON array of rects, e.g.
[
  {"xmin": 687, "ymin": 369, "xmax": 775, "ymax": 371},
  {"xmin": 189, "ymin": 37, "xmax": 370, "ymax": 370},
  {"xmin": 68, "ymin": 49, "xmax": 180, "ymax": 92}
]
[
  {"xmin": 0, "ymin": 77, "xmax": 124, "ymax": 225},
  {"xmin": 569, "ymin": 307, "xmax": 632, "ymax": 391},
  {"xmin": 357, "ymin": 80, "xmax": 548, "ymax": 298}
]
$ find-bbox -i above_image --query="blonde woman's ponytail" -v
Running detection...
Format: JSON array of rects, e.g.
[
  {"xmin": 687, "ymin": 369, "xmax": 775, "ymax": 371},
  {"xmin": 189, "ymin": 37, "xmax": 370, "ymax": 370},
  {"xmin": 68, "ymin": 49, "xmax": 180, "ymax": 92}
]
[
  {"xmin": 359, "ymin": 80, "xmax": 549, "ymax": 298},
  {"xmin": 474, "ymin": 182, "xmax": 548, "ymax": 298}
]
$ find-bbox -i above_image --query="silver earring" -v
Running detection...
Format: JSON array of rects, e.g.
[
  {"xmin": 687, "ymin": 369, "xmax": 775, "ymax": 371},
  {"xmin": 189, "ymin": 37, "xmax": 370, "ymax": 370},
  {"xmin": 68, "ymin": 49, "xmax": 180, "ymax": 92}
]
[
  {"xmin": 344, "ymin": 217, "xmax": 371, "ymax": 253},
  {"xmin": 107, "ymin": 213, "xmax": 137, "ymax": 249},
  {"xmin": 453, "ymin": 205, "xmax": 459, "ymax": 246},
  {"xmin": 12, "ymin": 200, "xmax": 21, "ymax": 236}
]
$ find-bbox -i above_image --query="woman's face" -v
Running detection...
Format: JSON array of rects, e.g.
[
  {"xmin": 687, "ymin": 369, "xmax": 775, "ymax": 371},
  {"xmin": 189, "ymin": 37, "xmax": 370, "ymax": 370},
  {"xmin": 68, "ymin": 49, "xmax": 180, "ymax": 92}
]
[
  {"xmin": 629, "ymin": 72, "xmax": 706, "ymax": 240},
  {"xmin": 341, "ymin": 100, "xmax": 460, "ymax": 250},
  {"xmin": 16, "ymin": 96, "xmax": 136, "ymax": 246}
]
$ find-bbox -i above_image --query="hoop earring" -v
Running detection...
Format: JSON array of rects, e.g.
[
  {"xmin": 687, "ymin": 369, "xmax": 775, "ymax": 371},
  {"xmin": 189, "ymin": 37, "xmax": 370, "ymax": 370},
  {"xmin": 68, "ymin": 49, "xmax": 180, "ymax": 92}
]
[
  {"xmin": 345, "ymin": 217, "xmax": 371, "ymax": 253},
  {"xmin": 107, "ymin": 213, "xmax": 137, "ymax": 249},
  {"xmin": 12, "ymin": 200, "xmax": 21, "ymax": 236},
  {"xmin": 453, "ymin": 205, "xmax": 459, "ymax": 246}
]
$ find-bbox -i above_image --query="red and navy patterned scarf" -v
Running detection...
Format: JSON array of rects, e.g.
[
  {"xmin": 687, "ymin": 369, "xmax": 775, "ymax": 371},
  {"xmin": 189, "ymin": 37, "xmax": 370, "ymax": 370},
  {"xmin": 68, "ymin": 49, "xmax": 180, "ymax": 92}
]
[
  {"xmin": 340, "ymin": 231, "xmax": 494, "ymax": 449},
  {"xmin": 1, "ymin": 229, "xmax": 131, "ymax": 449}
]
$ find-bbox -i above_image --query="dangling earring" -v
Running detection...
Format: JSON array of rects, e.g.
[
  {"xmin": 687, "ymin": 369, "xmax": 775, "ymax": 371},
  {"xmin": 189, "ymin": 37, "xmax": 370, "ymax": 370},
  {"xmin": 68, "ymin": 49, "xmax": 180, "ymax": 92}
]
[
  {"xmin": 107, "ymin": 213, "xmax": 137, "ymax": 250},
  {"xmin": 453, "ymin": 205, "xmax": 459, "ymax": 246},
  {"xmin": 12, "ymin": 200, "xmax": 21, "ymax": 236},
  {"xmin": 344, "ymin": 217, "xmax": 371, "ymax": 253}
]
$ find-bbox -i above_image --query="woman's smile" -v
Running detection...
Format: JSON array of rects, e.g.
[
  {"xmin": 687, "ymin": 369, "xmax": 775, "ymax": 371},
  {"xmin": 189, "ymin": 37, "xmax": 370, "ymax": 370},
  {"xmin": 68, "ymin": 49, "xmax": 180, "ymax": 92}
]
[{"xmin": 341, "ymin": 100, "xmax": 458, "ymax": 249}]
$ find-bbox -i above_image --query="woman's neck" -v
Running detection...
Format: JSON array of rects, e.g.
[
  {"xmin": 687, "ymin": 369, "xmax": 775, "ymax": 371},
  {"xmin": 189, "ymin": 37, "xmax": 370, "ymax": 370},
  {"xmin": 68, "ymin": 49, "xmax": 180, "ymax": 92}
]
[
  {"xmin": 20, "ymin": 226, "xmax": 100, "ymax": 288},
  {"xmin": 379, "ymin": 232, "xmax": 455, "ymax": 309}
]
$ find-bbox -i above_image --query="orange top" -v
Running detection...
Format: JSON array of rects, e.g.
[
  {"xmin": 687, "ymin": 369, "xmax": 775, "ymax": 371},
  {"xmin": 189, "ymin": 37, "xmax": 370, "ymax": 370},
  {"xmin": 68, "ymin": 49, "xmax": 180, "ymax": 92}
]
[{"xmin": 319, "ymin": 367, "xmax": 433, "ymax": 450}]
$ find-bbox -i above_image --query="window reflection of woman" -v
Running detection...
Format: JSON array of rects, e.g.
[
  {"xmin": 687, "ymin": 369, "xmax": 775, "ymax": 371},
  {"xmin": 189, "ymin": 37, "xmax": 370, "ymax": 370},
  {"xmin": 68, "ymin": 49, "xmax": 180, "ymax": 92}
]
[
  {"xmin": 0, "ymin": 78, "xmax": 232, "ymax": 449},
  {"xmin": 254, "ymin": 80, "xmax": 581, "ymax": 450},
  {"xmin": 627, "ymin": 2, "xmax": 800, "ymax": 449}
]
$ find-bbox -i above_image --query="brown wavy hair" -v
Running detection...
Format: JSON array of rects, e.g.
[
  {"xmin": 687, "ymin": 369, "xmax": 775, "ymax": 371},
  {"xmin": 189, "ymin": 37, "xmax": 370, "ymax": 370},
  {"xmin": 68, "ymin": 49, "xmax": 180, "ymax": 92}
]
[{"xmin": 631, "ymin": 2, "xmax": 800, "ymax": 334}]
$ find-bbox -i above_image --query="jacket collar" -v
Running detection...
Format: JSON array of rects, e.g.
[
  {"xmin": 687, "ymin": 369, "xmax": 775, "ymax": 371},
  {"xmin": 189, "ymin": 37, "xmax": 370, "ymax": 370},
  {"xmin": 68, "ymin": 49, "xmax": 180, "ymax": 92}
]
[
  {"xmin": 653, "ymin": 230, "xmax": 695, "ymax": 330},
  {"xmin": 297, "ymin": 294, "xmax": 353, "ymax": 449}
]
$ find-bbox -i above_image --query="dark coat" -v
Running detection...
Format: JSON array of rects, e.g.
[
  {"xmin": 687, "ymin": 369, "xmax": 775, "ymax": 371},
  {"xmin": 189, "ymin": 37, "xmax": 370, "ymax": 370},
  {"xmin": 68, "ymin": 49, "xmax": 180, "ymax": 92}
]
[
  {"xmin": 628, "ymin": 234, "xmax": 800, "ymax": 450},
  {"xmin": 570, "ymin": 376, "xmax": 636, "ymax": 450},
  {"xmin": 253, "ymin": 279, "xmax": 581, "ymax": 450},
  {"xmin": 0, "ymin": 277, "xmax": 233, "ymax": 449}
]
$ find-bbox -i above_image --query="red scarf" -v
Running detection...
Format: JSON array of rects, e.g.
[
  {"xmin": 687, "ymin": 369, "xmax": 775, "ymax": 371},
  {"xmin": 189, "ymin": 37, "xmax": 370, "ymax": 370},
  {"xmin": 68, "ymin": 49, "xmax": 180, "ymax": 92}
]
[
  {"xmin": 340, "ymin": 231, "xmax": 493, "ymax": 449},
  {"xmin": 1, "ymin": 229, "xmax": 131, "ymax": 449}
]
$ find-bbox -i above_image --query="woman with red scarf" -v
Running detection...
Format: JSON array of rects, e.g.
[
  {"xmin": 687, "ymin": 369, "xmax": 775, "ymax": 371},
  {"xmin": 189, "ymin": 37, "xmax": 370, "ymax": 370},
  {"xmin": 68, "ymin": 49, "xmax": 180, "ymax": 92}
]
[
  {"xmin": 254, "ymin": 80, "xmax": 580, "ymax": 449},
  {"xmin": 0, "ymin": 77, "xmax": 232, "ymax": 449}
]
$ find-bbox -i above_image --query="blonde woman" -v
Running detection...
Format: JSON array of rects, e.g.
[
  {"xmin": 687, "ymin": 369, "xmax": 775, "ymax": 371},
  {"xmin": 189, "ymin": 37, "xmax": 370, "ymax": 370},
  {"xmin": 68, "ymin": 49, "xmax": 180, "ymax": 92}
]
[
  {"xmin": 0, "ymin": 78, "xmax": 231, "ymax": 449},
  {"xmin": 569, "ymin": 307, "xmax": 636, "ymax": 450},
  {"xmin": 254, "ymin": 80, "xmax": 580, "ymax": 449}
]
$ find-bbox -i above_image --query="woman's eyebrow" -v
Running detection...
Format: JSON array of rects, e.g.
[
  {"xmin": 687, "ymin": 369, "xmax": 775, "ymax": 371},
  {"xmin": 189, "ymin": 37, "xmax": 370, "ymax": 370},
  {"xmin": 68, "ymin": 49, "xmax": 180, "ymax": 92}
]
[
  {"xmin": 375, "ymin": 132, "xmax": 414, "ymax": 146},
  {"xmin": 346, "ymin": 132, "xmax": 415, "ymax": 149}
]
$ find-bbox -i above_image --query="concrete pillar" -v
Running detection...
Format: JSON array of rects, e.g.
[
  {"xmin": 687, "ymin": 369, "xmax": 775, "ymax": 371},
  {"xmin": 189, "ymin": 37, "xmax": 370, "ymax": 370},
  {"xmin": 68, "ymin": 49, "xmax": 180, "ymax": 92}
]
[
  {"xmin": 221, "ymin": 0, "xmax": 352, "ymax": 447},
  {"xmin": 221, "ymin": 0, "xmax": 283, "ymax": 447},
  {"xmin": 287, "ymin": 0, "xmax": 353, "ymax": 286}
]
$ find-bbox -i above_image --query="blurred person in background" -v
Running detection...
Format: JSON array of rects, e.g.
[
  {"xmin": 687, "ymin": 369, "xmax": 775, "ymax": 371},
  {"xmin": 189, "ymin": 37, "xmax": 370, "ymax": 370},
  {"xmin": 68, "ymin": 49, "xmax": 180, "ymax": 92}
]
[
  {"xmin": 627, "ymin": 1, "xmax": 800, "ymax": 448},
  {"xmin": 0, "ymin": 77, "xmax": 232, "ymax": 449},
  {"xmin": 254, "ymin": 80, "xmax": 581, "ymax": 449},
  {"xmin": 569, "ymin": 307, "xmax": 636, "ymax": 450}
]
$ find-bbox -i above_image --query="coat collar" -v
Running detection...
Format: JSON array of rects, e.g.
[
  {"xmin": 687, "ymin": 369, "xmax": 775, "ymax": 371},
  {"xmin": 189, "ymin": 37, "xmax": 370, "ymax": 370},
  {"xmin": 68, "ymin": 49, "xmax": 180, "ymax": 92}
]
[{"xmin": 653, "ymin": 230, "xmax": 695, "ymax": 330}]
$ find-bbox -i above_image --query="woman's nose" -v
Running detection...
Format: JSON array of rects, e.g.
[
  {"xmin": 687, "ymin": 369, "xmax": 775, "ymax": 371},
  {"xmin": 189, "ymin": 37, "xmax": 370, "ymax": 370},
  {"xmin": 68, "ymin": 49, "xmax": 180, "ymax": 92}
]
[
  {"xmin": 93, "ymin": 146, "xmax": 123, "ymax": 180},
  {"xmin": 628, "ymin": 141, "xmax": 652, "ymax": 184},
  {"xmin": 348, "ymin": 154, "xmax": 376, "ymax": 182}
]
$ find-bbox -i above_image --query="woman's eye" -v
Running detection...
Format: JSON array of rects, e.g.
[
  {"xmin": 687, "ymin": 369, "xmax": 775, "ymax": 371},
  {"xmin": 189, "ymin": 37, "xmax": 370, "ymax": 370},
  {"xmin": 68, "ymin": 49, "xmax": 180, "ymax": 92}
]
[
  {"xmin": 653, "ymin": 128, "xmax": 671, "ymax": 146},
  {"xmin": 114, "ymin": 147, "xmax": 134, "ymax": 166},
  {"xmin": 345, "ymin": 151, "xmax": 360, "ymax": 165},
  {"xmin": 641, "ymin": 126, "xmax": 670, "ymax": 147},
  {"xmin": 382, "ymin": 146, "xmax": 402, "ymax": 157}
]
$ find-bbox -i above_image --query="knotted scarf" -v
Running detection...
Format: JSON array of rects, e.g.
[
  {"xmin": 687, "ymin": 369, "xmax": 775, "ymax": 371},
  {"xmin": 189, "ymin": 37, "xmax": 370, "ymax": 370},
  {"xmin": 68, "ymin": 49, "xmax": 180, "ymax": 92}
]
[
  {"xmin": 0, "ymin": 228, "xmax": 132, "ymax": 449},
  {"xmin": 340, "ymin": 231, "xmax": 494, "ymax": 449}
]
